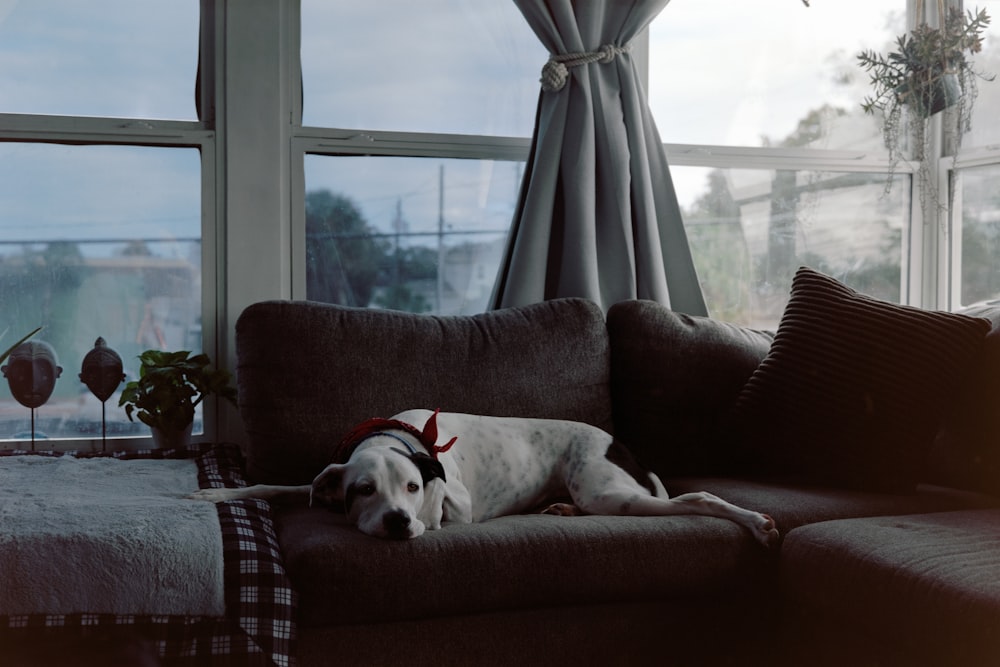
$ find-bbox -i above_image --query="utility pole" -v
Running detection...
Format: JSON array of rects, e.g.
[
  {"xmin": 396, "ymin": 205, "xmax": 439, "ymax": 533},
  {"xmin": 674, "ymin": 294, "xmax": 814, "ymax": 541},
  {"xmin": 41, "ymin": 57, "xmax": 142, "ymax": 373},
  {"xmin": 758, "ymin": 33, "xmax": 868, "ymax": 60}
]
[
  {"xmin": 437, "ymin": 164, "xmax": 445, "ymax": 313},
  {"xmin": 392, "ymin": 197, "xmax": 404, "ymax": 287}
]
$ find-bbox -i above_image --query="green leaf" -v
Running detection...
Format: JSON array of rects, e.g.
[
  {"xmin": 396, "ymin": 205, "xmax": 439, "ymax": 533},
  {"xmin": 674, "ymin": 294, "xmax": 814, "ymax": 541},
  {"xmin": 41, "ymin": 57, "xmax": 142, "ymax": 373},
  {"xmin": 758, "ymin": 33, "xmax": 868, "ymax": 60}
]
[
  {"xmin": 0, "ymin": 327, "xmax": 43, "ymax": 365},
  {"xmin": 117, "ymin": 347, "xmax": 238, "ymax": 431}
]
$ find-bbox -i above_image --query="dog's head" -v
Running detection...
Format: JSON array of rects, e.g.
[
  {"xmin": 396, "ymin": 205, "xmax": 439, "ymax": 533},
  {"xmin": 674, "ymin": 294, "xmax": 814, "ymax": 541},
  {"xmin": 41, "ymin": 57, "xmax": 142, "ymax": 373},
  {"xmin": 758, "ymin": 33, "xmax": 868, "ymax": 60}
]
[{"xmin": 310, "ymin": 446, "xmax": 445, "ymax": 539}]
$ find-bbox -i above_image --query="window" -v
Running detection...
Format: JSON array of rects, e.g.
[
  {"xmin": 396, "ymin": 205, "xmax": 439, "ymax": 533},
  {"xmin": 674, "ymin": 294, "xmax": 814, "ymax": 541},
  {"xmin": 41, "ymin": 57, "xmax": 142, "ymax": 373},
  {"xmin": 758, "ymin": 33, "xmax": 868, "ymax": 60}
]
[
  {"xmin": 0, "ymin": 0, "xmax": 199, "ymax": 119},
  {"xmin": 5, "ymin": 2, "xmax": 999, "ymax": 449},
  {"xmin": 304, "ymin": 156, "xmax": 521, "ymax": 315},
  {"xmin": 954, "ymin": 164, "xmax": 1000, "ymax": 305},
  {"xmin": 298, "ymin": 0, "xmax": 541, "ymax": 314},
  {"xmin": 649, "ymin": 1, "xmax": 899, "ymax": 149},
  {"xmin": 0, "ymin": 1, "xmax": 207, "ymax": 447},
  {"xmin": 649, "ymin": 1, "xmax": 909, "ymax": 326},
  {"xmin": 677, "ymin": 166, "xmax": 907, "ymax": 328},
  {"xmin": 953, "ymin": 0, "xmax": 1000, "ymax": 307},
  {"xmin": 965, "ymin": 0, "xmax": 1000, "ymax": 149},
  {"xmin": 300, "ymin": 1, "xmax": 541, "ymax": 136}
]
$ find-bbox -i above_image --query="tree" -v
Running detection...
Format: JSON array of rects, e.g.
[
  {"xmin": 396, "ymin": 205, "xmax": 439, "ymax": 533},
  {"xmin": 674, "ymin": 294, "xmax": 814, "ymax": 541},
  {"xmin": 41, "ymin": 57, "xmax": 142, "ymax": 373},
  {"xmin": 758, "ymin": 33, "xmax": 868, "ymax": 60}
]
[
  {"xmin": 373, "ymin": 284, "xmax": 431, "ymax": 313},
  {"xmin": 305, "ymin": 189, "xmax": 389, "ymax": 307},
  {"xmin": 682, "ymin": 98, "xmax": 911, "ymax": 324},
  {"xmin": 0, "ymin": 242, "xmax": 85, "ymax": 398},
  {"xmin": 683, "ymin": 170, "xmax": 750, "ymax": 323},
  {"xmin": 374, "ymin": 244, "xmax": 435, "ymax": 312},
  {"xmin": 383, "ymin": 245, "xmax": 437, "ymax": 282},
  {"xmin": 962, "ymin": 218, "xmax": 1000, "ymax": 303}
]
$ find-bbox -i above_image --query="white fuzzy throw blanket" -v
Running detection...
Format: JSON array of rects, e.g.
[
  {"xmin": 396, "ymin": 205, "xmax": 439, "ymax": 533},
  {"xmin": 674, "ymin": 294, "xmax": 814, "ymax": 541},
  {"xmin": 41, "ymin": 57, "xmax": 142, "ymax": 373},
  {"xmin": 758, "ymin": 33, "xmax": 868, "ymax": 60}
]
[{"xmin": 0, "ymin": 456, "xmax": 225, "ymax": 617}]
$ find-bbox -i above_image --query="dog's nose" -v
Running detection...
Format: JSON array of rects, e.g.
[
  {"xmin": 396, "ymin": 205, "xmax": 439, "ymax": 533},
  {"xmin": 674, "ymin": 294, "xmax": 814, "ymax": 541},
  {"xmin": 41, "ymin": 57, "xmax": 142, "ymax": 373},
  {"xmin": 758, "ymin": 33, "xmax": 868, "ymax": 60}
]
[{"xmin": 383, "ymin": 510, "xmax": 411, "ymax": 537}]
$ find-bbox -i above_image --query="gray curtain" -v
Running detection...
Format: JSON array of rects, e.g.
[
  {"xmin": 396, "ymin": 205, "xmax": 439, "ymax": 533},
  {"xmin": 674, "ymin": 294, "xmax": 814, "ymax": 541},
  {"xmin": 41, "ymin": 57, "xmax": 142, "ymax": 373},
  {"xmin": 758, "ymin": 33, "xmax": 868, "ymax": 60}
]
[{"xmin": 491, "ymin": 0, "xmax": 707, "ymax": 315}]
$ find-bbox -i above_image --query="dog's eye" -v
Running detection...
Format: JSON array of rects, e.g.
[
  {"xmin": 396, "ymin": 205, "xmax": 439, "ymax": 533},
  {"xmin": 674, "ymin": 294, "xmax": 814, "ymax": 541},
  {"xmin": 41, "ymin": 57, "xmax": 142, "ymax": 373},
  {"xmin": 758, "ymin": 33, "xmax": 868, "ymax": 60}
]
[
  {"xmin": 407, "ymin": 482, "xmax": 419, "ymax": 493},
  {"xmin": 356, "ymin": 483, "xmax": 375, "ymax": 496}
]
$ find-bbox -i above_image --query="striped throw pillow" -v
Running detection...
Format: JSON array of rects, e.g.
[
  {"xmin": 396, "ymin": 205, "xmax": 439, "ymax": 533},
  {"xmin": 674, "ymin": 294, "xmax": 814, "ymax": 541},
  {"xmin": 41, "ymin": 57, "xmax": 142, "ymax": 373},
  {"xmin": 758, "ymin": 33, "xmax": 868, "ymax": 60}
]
[{"xmin": 733, "ymin": 266, "xmax": 991, "ymax": 492}]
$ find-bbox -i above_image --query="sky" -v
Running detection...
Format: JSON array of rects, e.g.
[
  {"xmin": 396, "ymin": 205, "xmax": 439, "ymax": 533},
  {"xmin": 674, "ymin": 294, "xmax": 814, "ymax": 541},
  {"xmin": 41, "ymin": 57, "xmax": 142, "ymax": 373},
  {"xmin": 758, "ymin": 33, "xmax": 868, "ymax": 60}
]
[
  {"xmin": 649, "ymin": 0, "xmax": 902, "ymax": 148},
  {"xmin": 1, "ymin": 0, "xmax": 999, "ymax": 250},
  {"xmin": 0, "ymin": 0, "xmax": 200, "ymax": 253}
]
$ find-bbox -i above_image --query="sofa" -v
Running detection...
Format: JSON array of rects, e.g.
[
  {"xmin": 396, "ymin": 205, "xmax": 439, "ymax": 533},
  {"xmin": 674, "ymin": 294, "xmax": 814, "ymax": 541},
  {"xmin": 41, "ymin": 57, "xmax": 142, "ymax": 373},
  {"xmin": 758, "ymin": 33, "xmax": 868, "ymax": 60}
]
[{"xmin": 236, "ymin": 266, "xmax": 1000, "ymax": 667}]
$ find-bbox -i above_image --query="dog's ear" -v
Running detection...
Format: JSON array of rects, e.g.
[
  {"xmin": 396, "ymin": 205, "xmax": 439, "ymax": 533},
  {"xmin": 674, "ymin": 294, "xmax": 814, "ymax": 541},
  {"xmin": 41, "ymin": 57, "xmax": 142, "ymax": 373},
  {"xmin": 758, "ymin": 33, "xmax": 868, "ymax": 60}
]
[
  {"xmin": 410, "ymin": 452, "xmax": 446, "ymax": 484},
  {"xmin": 310, "ymin": 464, "xmax": 347, "ymax": 508}
]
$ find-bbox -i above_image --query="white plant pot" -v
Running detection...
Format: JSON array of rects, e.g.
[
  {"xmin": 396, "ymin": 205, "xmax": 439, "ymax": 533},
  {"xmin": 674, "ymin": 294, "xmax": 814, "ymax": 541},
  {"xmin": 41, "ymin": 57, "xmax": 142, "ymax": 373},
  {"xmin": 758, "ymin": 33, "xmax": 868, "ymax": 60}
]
[{"xmin": 151, "ymin": 422, "xmax": 193, "ymax": 449}]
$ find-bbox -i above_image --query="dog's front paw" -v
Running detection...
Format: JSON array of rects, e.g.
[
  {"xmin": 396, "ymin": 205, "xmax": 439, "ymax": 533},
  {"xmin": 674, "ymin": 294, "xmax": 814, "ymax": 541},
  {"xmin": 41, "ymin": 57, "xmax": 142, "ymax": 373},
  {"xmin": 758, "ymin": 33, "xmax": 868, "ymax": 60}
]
[
  {"xmin": 422, "ymin": 507, "xmax": 444, "ymax": 530},
  {"xmin": 419, "ymin": 479, "xmax": 446, "ymax": 530}
]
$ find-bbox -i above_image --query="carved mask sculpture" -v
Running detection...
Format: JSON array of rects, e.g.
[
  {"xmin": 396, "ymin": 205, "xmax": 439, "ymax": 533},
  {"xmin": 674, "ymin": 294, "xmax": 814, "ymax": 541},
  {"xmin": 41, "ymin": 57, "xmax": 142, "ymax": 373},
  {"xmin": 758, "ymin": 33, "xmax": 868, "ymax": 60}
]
[
  {"xmin": 79, "ymin": 337, "xmax": 125, "ymax": 403},
  {"xmin": 2, "ymin": 340, "xmax": 63, "ymax": 409}
]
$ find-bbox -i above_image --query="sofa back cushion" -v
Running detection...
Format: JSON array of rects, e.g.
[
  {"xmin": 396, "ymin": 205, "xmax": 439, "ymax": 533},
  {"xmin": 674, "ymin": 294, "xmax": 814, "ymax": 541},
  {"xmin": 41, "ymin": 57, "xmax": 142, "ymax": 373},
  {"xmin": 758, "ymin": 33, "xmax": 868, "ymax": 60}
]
[
  {"xmin": 236, "ymin": 298, "xmax": 611, "ymax": 484},
  {"xmin": 929, "ymin": 302, "xmax": 1000, "ymax": 495},
  {"xmin": 607, "ymin": 299, "xmax": 774, "ymax": 477}
]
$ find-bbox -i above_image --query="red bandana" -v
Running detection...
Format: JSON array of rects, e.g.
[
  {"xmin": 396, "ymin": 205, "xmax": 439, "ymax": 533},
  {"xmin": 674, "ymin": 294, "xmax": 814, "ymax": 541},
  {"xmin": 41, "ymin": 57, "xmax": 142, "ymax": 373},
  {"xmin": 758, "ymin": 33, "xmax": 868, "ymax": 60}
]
[{"xmin": 331, "ymin": 408, "xmax": 458, "ymax": 464}]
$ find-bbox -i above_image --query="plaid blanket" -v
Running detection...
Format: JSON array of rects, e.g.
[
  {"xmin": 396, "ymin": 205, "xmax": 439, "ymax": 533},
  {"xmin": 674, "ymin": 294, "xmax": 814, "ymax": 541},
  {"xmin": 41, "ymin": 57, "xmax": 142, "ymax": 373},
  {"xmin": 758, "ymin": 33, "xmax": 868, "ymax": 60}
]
[{"xmin": 0, "ymin": 443, "xmax": 297, "ymax": 667}]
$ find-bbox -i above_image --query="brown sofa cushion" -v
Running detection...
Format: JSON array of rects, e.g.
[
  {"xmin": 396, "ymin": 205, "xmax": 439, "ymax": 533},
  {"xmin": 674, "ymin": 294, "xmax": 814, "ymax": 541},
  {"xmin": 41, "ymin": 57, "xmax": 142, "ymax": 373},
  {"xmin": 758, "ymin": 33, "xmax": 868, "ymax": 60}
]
[
  {"xmin": 930, "ymin": 302, "xmax": 1000, "ymax": 495},
  {"xmin": 781, "ymin": 509, "xmax": 1000, "ymax": 666},
  {"xmin": 732, "ymin": 267, "xmax": 991, "ymax": 493},
  {"xmin": 664, "ymin": 476, "xmax": 999, "ymax": 537},
  {"xmin": 236, "ymin": 298, "xmax": 611, "ymax": 485},
  {"xmin": 607, "ymin": 299, "xmax": 773, "ymax": 477},
  {"xmin": 277, "ymin": 506, "xmax": 768, "ymax": 628}
]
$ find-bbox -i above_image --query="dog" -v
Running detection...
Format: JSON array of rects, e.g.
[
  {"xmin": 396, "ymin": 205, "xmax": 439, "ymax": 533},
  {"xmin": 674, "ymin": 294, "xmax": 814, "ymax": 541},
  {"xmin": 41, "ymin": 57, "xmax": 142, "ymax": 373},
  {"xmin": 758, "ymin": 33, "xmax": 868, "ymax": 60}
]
[{"xmin": 190, "ymin": 409, "xmax": 779, "ymax": 547}]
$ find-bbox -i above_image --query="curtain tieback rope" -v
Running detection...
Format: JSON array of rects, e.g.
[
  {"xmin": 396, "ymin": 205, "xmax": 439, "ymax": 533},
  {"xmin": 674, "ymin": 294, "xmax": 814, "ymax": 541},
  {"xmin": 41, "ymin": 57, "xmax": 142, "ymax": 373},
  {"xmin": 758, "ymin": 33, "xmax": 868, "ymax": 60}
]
[{"xmin": 540, "ymin": 43, "xmax": 629, "ymax": 92}]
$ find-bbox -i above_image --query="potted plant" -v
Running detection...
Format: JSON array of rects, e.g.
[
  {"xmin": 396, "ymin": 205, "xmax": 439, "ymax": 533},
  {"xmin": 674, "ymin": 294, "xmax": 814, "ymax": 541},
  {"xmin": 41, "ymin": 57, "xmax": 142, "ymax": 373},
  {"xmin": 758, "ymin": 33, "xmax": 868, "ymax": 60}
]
[
  {"xmin": 119, "ymin": 349, "xmax": 237, "ymax": 448},
  {"xmin": 856, "ymin": 4, "xmax": 993, "ymax": 212}
]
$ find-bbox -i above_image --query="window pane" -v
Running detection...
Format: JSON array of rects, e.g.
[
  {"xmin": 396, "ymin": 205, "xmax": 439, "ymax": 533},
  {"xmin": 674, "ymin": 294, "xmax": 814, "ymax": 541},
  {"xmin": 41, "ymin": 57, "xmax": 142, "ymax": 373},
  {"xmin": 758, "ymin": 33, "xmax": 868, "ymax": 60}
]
[
  {"xmin": 304, "ymin": 155, "xmax": 521, "ymax": 315},
  {"xmin": 676, "ymin": 166, "xmax": 908, "ymax": 328},
  {"xmin": 649, "ymin": 1, "xmax": 899, "ymax": 149},
  {"xmin": 0, "ymin": 144, "xmax": 201, "ymax": 443},
  {"xmin": 0, "ymin": 0, "xmax": 199, "ymax": 119},
  {"xmin": 966, "ymin": 0, "xmax": 1000, "ymax": 148},
  {"xmin": 300, "ymin": 0, "xmax": 544, "ymax": 136},
  {"xmin": 958, "ymin": 165, "xmax": 1000, "ymax": 304}
]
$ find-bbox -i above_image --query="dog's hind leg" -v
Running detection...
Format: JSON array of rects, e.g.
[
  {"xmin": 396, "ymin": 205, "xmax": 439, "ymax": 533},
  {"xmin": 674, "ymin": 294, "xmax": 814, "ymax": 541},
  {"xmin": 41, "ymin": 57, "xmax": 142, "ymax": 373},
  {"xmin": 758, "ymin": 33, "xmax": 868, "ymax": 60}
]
[
  {"xmin": 647, "ymin": 470, "xmax": 669, "ymax": 499},
  {"xmin": 567, "ymin": 456, "xmax": 778, "ymax": 547},
  {"xmin": 580, "ymin": 487, "xmax": 779, "ymax": 548}
]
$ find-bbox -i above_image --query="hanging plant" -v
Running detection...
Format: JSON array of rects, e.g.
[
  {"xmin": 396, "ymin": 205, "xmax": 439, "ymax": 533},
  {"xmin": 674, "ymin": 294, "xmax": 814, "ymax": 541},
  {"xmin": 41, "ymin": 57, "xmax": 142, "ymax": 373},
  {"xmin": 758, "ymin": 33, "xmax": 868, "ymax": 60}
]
[{"xmin": 856, "ymin": 4, "xmax": 994, "ymax": 212}]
